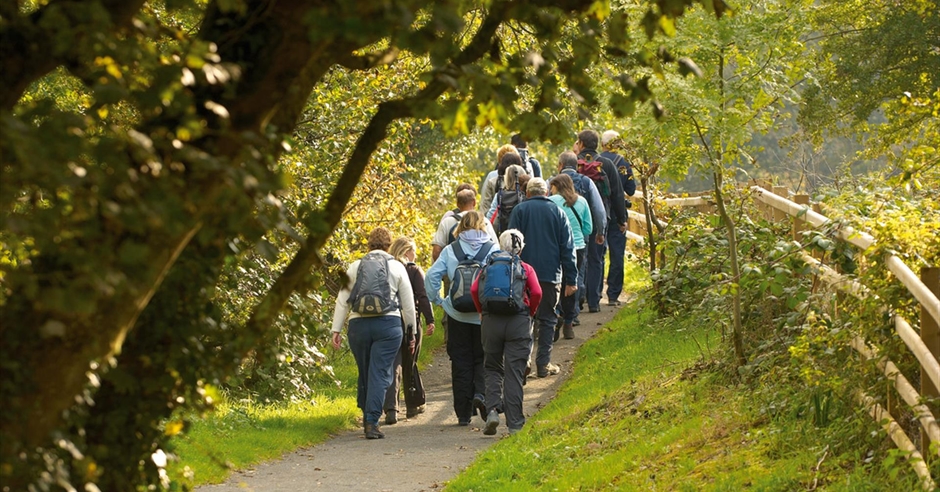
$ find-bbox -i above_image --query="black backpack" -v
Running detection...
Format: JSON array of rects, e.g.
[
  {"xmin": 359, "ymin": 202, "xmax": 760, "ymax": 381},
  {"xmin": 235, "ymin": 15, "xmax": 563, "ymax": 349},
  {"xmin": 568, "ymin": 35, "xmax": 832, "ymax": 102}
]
[
  {"xmin": 449, "ymin": 241, "xmax": 494, "ymax": 312},
  {"xmin": 495, "ymin": 186, "xmax": 525, "ymax": 234},
  {"xmin": 446, "ymin": 211, "xmax": 465, "ymax": 246},
  {"xmin": 348, "ymin": 251, "xmax": 399, "ymax": 314}
]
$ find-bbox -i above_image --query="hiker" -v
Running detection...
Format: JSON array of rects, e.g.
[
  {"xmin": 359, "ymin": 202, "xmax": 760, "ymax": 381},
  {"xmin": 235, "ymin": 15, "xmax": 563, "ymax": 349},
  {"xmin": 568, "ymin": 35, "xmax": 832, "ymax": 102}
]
[
  {"xmin": 484, "ymin": 159, "xmax": 528, "ymax": 234},
  {"xmin": 471, "ymin": 229, "xmax": 542, "ymax": 435},
  {"xmin": 331, "ymin": 227, "xmax": 417, "ymax": 440},
  {"xmin": 512, "ymin": 133, "xmax": 542, "ymax": 178},
  {"xmin": 548, "ymin": 173, "xmax": 593, "ymax": 340},
  {"xmin": 573, "ymin": 130, "xmax": 626, "ymax": 313},
  {"xmin": 599, "ymin": 130, "xmax": 637, "ymax": 308},
  {"xmin": 432, "ymin": 187, "xmax": 498, "ymax": 262},
  {"xmin": 479, "ymin": 144, "xmax": 521, "ymax": 215},
  {"xmin": 425, "ymin": 211, "xmax": 497, "ymax": 425},
  {"xmin": 555, "ymin": 150, "xmax": 606, "ymax": 319},
  {"xmin": 507, "ymin": 178, "xmax": 577, "ymax": 378},
  {"xmin": 383, "ymin": 237, "xmax": 435, "ymax": 424}
]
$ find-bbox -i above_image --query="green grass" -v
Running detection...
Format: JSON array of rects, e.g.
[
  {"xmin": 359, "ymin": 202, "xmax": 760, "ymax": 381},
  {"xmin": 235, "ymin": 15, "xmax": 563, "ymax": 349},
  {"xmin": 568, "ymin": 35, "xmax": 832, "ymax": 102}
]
[{"xmin": 169, "ymin": 306, "xmax": 448, "ymax": 487}]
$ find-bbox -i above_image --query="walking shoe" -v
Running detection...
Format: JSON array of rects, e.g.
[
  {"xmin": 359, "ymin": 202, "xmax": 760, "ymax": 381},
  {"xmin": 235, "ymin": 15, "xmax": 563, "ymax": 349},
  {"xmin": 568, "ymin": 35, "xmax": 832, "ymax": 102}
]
[
  {"xmin": 472, "ymin": 394, "xmax": 486, "ymax": 419},
  {"xmin": 537, "ymin": 362, "xmax": 560, "ymax": 378},
  {"xmin": 406, "ymin": 405, "xmax": 426, "ymax": 418},
  {"xmin": 508, "ymin": 427, "xmax": 522, "ymax": 435},
  {"xmin": 563, "ymin": 323, "xmax": 574, "ymax": 340},
  {"xmin": 572, "ymin": 316, "xmax": 581, "ymax": 326},
  {"xmin": 385, "ymin": 410, "xmax": 398, "ymax": 425},
  {"xmin": 607, "ymin": 299, "xmax": 623, "ymax": 306},
  {"xmin": 364, "ymin": 423, "xmax": 385, "ymax": 439},
  {"xmin": 588, "ymin": 305, "xmax": 601, "ymax": 313},
  {"xmin": 457, "ymin": 419, "xmax": 470, "ymax": 426},
  {"xmin": 483, "ymin": 409, "xmax": 500, "ymax": 436}
]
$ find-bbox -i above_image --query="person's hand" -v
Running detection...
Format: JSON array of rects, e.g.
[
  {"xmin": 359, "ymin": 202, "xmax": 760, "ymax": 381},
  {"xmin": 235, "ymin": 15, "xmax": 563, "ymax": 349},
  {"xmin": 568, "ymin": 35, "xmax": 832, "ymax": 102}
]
[
  {"xmin": 425, "ymin": 323, "xmax": 435, "ymax": 337},
  {"xmin": 564, "ymin": 284, "xmax": 578, "ymax": 297},
  {"xmin": 407, "ymin": 333, "xmax": 416, "ymax": 355},
  {"xmin": 620, "ymin": 222, "xmax": 627, "ymax": 233},
  {"xmin": 331, "ymin": 331, "xmax": 342, "ymax": 350},
  {"xmin": 595, "ymin": 234, "xmax": 605, "ymax": 245}
]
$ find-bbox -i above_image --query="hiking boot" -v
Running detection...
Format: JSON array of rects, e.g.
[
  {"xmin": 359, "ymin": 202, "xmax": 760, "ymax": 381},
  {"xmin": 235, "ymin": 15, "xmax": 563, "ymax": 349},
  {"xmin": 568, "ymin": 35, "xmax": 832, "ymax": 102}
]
[
  {"xmin": 563, "ymin": 323, "xmax": 574, "ymax": 340},
  {"xmin": 537, "ymin": 362, "xmax": 560, "ymax": 378},
  {"xmin": 472, "ymin": 394, "xmax": 486, "ymax": 419},
  {"xmin": 588, "ymin": 305, "xmax": 601, "ymax": 313},
  {"xmin": 364, "ymin": 423, "xmax": 385, "ymax": 439},
  {"xmin": 508, "ymin": 427, "xmax": 522, "ymax": 435},
  {"xmin": 385, "ymin": 410, "xmax": 398, "ymax": 426},
  {"xmin": 572, "ymin": 316, "xmax": 581, "ymax": 326},
  {"xmin": 457, "ymin": 419, "xmax": 471, "ymax": 426},
  {"xmin": 483, "ymin": 409, "xmax": 500, "ymax": 436},
  {"xmin": 607, "ymin": 299, "xmax": 623, "ymax": 306},
  {"xmin": 406, "ymin": 405, "xmax": 426, "ymax": 418}
]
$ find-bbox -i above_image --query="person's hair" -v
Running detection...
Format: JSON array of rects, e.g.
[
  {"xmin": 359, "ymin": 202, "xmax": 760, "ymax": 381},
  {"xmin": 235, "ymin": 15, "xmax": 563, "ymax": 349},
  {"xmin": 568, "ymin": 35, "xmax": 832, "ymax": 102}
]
[
  {"xmin": 510, "ymin": 134, "xmax": 527, "ymax": 149},
  {"xmin": 495, "ymin": 144, "xmax": 518, "ymax": 169},
  {"xmin": 389, "ymin": 237, "xmax": 416, "ymax": 263},
  {"xmin": 456, "ymin": 189, "xmax": 476, "ymax": 209},
  {"xmin": 558, "ymin": 151, "xmax": 578, "ymax": 169},
  {"xmin": 367, "ymin": 227, "xmax": 393, "ymax": 251},
  {"xmin": 454, "ymin": 210, "xmax": 487, "ymax": 237},
  {"xmin": 455, "ymin": 182, "xmax": 476, "ymax": 195},
  {"xmin": 517, "ymin": 174, "xmax": 531, "ymax": 192},
  {"xmin": 499, "ymin": 229, "xmax": 525, "ymax": 255},
  {"xmin": 550, "ymin": 173, "xmax": 579, "ymax": 207},
  {"xmin": 502, "ymin": 164, "xmax": 527, "ymax": 191},
  {"xmin": 601, "ymin": 130, "xmax": 621, "ymax": 150},
  {"xmin": 497, "ymin": 151, "xmax": 523, "ymax": 176},
  {"xmin": 526, "ymin": 177, "xmax": 548, "ymax": 197},
  {"xmin": 577, "ymin": 129, "xmax": 599, "ymax": 150}
]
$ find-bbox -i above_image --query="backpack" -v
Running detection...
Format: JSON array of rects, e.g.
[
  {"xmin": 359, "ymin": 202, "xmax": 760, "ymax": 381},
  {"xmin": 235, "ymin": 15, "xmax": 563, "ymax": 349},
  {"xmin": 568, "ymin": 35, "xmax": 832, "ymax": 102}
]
[
  {"xmin": 446, "ymin": 211, "xmax": 464, "ymax": 246},
  {"xmin": 449, "ymin": 240, "xmax": 494, "ymax": 312},
  {"xmin": 347, "ymin": 251, "xmax": 399, "ymax": 314},
  {"xmin": 495, "ymin": 186, "xmax": 525, "ymax": 234},
  {"xmin": 577, "ymin": 154, "xmax": 611, "ymax": 199},
  {"xmin": 478, "ymin": 251, "xmax": 528, "ymax": 315}
]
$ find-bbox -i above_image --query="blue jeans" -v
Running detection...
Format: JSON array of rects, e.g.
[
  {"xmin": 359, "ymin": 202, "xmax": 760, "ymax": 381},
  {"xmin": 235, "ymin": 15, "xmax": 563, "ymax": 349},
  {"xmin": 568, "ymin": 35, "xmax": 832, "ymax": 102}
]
[
  {"xmin": 585, "ymin": 234, "xmax": 606, "ymax": 309},
  {"xmin": 348, "ymin": 316, "xmax": 403, "ymax": 425},
  {"xmin": 606, "ymin": 222, "xmax": 626, "ymax": 302}
]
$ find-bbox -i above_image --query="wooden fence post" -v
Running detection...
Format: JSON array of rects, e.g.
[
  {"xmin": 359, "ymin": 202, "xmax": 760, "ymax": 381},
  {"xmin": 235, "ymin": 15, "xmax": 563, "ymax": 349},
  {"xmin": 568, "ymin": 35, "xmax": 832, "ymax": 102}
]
[
  {"xmin": 922, "ymin": 267, "xmax": 940, "ymax": 458},
  {"xmin": 792, "ymin": 194, "xmax": 810, "ymax": 242},
  {"xmin": 773, "ymin": 186, "xmax": 788, "ymax": 222}
]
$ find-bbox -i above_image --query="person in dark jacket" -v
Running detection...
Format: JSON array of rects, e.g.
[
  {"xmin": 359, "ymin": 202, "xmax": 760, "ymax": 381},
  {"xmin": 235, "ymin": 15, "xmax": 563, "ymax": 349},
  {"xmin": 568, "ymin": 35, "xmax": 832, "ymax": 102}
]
[
  {"xmin": 507, "ymin": 178, "xmax": 577, "ymax": 378},
  {"xmin": 573, "ymin": 129, "xmax": 626, "ymax": 313},
  {"xmin": 383, "ymin": 237, "xmax": 436, "ymax": 423},
  {"xmin": 600, "ymin": 130, "xmax": 637, "ymax": 307}
]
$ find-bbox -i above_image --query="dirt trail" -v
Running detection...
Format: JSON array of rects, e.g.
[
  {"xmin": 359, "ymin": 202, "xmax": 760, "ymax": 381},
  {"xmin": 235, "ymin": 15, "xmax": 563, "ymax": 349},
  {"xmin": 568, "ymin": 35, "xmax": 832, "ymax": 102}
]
[{"xmin": 200, "ymin": 299, "xmax": 623, "ymax": 491}]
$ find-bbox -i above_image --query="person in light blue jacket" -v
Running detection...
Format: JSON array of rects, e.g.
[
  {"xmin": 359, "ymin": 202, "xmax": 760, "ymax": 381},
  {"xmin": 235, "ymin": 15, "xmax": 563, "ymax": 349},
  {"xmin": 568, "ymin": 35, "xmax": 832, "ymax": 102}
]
[
  {"xmin": 425, "ymin": 210, "xmax": 497, "ymax": 425},
  {"xmin": 547, "ymin": 173, "xmax": 593, "ymax": 339}
]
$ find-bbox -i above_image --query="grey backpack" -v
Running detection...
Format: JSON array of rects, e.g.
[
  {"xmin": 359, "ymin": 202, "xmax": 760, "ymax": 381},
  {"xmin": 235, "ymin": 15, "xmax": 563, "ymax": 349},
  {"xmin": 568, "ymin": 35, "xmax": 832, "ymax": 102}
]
[{"xmin": 348, "ymin": 251, "xmax": 399, "ymax": 315}]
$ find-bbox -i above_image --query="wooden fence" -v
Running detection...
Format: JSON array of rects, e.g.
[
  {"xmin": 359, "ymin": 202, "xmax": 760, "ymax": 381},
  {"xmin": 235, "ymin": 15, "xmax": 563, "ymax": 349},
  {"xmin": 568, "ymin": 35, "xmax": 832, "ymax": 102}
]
[{"xmin": 628, "ymin": 183, "xmax": 940, "ymax": 489}]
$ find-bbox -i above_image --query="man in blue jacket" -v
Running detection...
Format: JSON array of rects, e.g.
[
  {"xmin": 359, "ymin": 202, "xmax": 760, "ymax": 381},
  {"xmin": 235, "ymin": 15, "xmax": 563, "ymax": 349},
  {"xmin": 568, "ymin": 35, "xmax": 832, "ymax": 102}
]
[
  {"xmin": 600, "ymin": 130, "xmax": 637, "ymax": 307},
  {"xmin": 508, "ymin": 178, "xmax": 577, "ymax": 378}
]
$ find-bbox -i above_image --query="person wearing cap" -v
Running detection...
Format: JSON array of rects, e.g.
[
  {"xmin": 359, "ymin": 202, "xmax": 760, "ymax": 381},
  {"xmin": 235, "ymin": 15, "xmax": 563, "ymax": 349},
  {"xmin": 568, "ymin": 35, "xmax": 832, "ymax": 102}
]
[
  {"xmin": 507, "ymin": 178, "xmax": 577, "ymax": 378},
  {"xmin": 600, "ymin": 130, "xmax": 637, "ymax": 307},
  {"xmin": 471, "ymin": 229, "xmax": 542, "ymax": 435}
]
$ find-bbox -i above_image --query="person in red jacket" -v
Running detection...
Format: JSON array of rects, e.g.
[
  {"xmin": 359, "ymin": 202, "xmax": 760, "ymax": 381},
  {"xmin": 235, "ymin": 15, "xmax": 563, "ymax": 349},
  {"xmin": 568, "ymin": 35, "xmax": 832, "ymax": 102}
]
[{"xmin": 471, "ymin": 229, "xmax": 542, "ymax": 436}]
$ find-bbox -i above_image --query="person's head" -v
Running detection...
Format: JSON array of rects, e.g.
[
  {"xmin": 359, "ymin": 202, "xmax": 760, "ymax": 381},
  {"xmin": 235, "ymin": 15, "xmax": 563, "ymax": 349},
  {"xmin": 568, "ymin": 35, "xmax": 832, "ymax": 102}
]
[
  {"xmin": 389, "ymin": 237, "xmax": 417, "ymax": 263},
  {"xmin": 497, "ymin": 151, "xmax": 523, "ymax": 177},
  {"xmin": 517, "ymin": 174, "xmax": 531, "ymax": 192},
  {"xmin": 455, "ymin": 182, "xmax": 476, "ymax": 196},
  {"xmin": 601, "ymin": 130, "xmax": 621, "ymax": 151},
  {"xmin": 499, "ymin": 229, "xmax": 526, "ymax": 255},
  {"xmin": 495, "ymin": 144, "xmax": 519, "ymax": 168},
  {"xmin": 557, "ymin": 150, "xmax": 578, "ymax": 171},
  {"xmin": 575, "ymin": 129, "xmax": 599, "ymax": 152},
  {"xmin": 550, "ymin": 173, "xmax": 578, "ymax": 207},
  {"xmin": 367, "ymin": 227, "xmax": 393, "ymax": 251},
  {"xmin": 503, "ymin": 164, "xmax": 527, "ymax": 191},
  {"xmin": 455, "ymin": 188, "xmax": 477, "ymax": 211},
  {"xmin": 510, "ymin": 134, "xmax": 527, "ymax": 149},
  {"xmin": 454, "ymin": 210, "xmax": 487, "ymax": 237},
  {"xmin": 526, "ymin": 177, "xmax": 548, "ymax": 198}
]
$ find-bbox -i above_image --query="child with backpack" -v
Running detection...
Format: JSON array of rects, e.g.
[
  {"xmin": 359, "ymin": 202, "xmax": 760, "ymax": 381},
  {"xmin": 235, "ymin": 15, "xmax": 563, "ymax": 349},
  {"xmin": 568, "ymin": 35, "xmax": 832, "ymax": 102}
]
[
  {"xmin": 470, "ymin": 229, "xmax": 541, "ymax": 436},
  {"xmin": 424, "ymin": 211, "xmax": 497, "ymax": 426}
]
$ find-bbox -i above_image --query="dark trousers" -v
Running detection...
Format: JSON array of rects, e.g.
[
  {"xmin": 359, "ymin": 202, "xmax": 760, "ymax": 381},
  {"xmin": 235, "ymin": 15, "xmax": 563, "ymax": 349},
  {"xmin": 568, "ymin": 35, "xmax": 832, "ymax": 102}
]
[
  {"xmin": 383, "ymin": 325, "xmax": 425, "ymax": 413},
  {"xmin": 534, "ymin": 281, "xmax": 559, "ymax": 368},
  {"xmin": 446, "ymin": 316, "xmax": 485, "ymax": 422},
  {"xmin": 348, "ymin": 316, "xmax": 403, "ymax": 425},
  {"xmin": 606, "ymin": 221, "xmax": 626, "ymax": 302},
  {"xmin": 481, "ymin": 313, "xmax": 532, "ymax": 431},
  {"xmin": 560, "ymin": 249, "xmax": 585, "ymax": 323},
  {"xmin": 586, "ymin": 233, "xmax": 606, "ymax": 309}
]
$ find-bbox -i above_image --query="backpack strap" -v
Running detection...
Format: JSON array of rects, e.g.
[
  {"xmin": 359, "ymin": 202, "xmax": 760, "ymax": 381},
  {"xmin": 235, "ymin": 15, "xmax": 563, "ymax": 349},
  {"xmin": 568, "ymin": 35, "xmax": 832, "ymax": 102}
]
[
  {"xmin": 472, "ymin": 241, "xmax": 494, "ymax": 263},
  {"xmin": 567, "ymin": 203, "xmax": 584, "ymax": 229}
]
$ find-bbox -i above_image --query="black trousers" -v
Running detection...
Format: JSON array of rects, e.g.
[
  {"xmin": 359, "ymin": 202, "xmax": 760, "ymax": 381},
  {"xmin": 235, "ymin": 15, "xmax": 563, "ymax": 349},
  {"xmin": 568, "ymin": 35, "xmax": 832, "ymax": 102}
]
[{"xmin": 446, "ymin": 315, "xmax": 485, "ymax": 422}]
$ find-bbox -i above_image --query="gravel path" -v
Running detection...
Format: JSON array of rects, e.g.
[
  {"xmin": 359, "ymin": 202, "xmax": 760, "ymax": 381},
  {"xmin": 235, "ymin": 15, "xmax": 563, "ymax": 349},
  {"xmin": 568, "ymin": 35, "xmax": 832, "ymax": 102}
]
[{"xmin": 200, "ymin": 300, "xmax": 622, "ymax": 491}]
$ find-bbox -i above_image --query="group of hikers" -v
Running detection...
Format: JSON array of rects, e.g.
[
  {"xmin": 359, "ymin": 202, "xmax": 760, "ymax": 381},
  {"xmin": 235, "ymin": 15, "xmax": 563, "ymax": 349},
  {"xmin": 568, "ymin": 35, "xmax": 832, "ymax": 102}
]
[{"xmin": 330, "ymin": 129, "xmax": 637, "ymax": 439}]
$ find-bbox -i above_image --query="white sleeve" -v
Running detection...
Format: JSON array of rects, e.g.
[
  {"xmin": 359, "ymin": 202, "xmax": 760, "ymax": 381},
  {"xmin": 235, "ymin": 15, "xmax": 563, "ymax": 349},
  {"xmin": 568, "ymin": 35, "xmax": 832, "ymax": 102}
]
[
  {"xmin": 330, "ymin": 261, "xmax": 358, "ymax": 333},
  {"xmin": 392, "ymin": 261, "xmax": 417, "ymax": 334}
]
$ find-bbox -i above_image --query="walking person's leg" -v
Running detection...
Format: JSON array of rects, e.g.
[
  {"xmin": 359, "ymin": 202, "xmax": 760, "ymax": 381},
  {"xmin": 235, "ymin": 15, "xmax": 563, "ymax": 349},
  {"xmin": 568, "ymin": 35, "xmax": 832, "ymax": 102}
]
[
  {"xmin": 585, "ymin": 234, "xmax": 606, "ymax": 311},
  {"xmin": 606, "ymin": 221, "xmax": 626, "ymax": 305},
  {"xmin": 402, "ymin": 328, "xmax": 425, "ymax": 415},
  {"xmin": 534, "ymin": 281, "xmax": 559, "ymax": 375},
  {"xmin": 365, "ymin": 316, "xmax": 403, "ymax": 436},
  {"xmin": 470, "ymin": 321, "xmax": 486, "ymax": 412},
  {"xmin": 446, "ymin": 316, "xmax": 476, "ymax": 424},
  {"xmin": 480, "ymin": 314, "xmax": 506, "ymax": 435},
  {"xmin": 503, "ymin": 315, "xmax": 531, "ymax": 433},
  {"xmin": 382, "ymin": 346, "xmax": 403, "ymax": 424},
  {"xmin": 346, "ymin": 318, "xmax": 373, "ymax": 418}
]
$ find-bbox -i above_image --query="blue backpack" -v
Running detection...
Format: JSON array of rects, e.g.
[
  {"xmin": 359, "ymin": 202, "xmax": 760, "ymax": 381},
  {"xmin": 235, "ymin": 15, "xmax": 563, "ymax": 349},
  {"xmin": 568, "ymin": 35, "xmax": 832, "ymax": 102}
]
[
  {"xmin": 449, "ymin": 241, "xmax": 494, "ymax": 312},
  {"xmin": 478, "ymin": 251, "xmax": 528, "ymax": 315}
]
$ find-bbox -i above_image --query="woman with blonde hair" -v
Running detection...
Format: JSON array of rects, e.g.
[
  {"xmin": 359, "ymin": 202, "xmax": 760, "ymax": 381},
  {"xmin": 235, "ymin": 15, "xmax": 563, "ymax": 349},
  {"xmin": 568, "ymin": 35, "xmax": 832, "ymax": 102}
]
[
  {"xmin": 426, "ymin": 211, "xmax": 497, "ymax": 425},
  {"xmin": 382, "ymin": 237, "xmax": 436, "ymax": 423},
  {"xmin": 479, "ymin": 144, "xmax": 521, "ymax": 215},
  {"xmin": 548, "ymin": 173, "xmax": 592, "ymax": 340}
]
